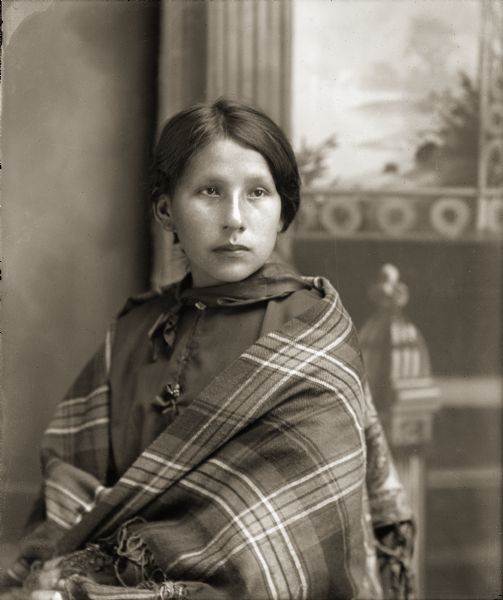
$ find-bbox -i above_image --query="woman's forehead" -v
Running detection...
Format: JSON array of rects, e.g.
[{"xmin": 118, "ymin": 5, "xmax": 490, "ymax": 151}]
[{"xmin": 183, "ymin": 138, "xmax": 274, "ymax": 182}]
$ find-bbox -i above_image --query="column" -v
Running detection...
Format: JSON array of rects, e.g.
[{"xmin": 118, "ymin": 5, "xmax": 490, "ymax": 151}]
[
  {"xmin": 206, "ymin": 0, "xmax": 293, "ymax": 134},
  {"xmin": 153, "ymin": 0, "xmax": 208, "ymax": 287}
]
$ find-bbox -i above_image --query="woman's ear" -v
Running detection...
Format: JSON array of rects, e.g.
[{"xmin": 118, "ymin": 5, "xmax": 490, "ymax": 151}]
[{"xmin": 154, "ymin": 195, "xmax": 175, "ymax": 232}]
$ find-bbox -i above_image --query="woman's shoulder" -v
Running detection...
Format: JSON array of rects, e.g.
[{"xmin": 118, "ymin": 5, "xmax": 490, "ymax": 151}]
[
  {"xmin": 279, "ymin": 284, "xmax": 322, "ymax": 313},
  {"xmin": 260, "ymin": 282, "xmax": 320, "ymax": 335},
  {"xmin": 273, "ymin": 274, "xmax": 354, "ymax": 332}
]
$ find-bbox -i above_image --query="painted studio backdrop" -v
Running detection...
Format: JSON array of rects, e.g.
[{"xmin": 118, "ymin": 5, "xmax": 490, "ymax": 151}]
[{"xmin": 2, "ymin": 1, "xmax": 502, "ymax": 599}]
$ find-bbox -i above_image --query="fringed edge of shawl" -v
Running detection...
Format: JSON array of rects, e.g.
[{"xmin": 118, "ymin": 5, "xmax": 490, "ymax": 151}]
[
  {"xmin": 64, "ymin": 575, "xmax": 188, "ymax": 600},
  {"xmin": 375, "ymin": 520, "xmax": 416, "ymax": 600}
]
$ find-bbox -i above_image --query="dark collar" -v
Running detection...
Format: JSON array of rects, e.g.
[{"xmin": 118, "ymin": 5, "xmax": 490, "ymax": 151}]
[{"xmin": 148, "ymin": 262, "xmax": 312, "ymax": 359}]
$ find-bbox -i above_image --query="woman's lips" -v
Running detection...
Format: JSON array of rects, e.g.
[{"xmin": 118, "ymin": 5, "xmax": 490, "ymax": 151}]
[{"xmin": 213, "ymin": 244, "xmax": 250, "ymax": 253}]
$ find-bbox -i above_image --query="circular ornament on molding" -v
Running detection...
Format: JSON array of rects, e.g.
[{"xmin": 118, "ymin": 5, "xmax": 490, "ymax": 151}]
[
  {"xmin": 320, "ymin": 197, "xmax": 363, "ymax": 235},
  {"xmin": 430, "ymin": 197, "xmax": 470, "ymax": 238},
  {"xmin": 375, "ymin": 198, "xmax": 416, "ymax": 235},
  {"xmin": 297, "ymin": 199, "xmax": 319, "ymax": 230},
  {"xmin": 486, "ymin": 198, "xmax": 503, "ymax": 235}
]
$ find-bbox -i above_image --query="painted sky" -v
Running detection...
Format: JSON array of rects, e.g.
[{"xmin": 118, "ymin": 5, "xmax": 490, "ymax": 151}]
[{"xmin": 292, "ymin": 0, "xmax": 480, "ymax": 184}]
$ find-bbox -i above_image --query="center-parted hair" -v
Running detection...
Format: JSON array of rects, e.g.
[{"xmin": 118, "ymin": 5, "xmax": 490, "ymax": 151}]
[{"xmin": 151, "ymin": 98, "xmax": 301, "ymax": 231}]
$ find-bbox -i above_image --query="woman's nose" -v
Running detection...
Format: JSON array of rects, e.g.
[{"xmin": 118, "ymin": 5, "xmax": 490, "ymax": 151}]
[{"xmin": 222, "ymin": 194, "xmax": 245, "ymax": 231}]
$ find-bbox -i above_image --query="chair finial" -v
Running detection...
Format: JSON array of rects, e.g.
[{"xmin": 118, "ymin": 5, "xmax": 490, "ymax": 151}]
[{"xmin": 369, "ymin": 263, "xmax": 409, "ymax": 309}]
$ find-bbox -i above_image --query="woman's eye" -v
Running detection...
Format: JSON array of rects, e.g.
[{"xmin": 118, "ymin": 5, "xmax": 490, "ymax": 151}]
[
  {"xmin": 201, "ymin": 187, "xmax": 219, "ymax": 197},
  {"xmin": 249, "ymin": 188, "xmax": 267, "ymax": 198}
]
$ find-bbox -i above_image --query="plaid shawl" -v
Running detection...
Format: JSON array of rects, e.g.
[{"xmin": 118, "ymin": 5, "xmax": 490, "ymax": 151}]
[{"xmin": 5, "ymin": 277, "xmax": 412, "ymax": 600}]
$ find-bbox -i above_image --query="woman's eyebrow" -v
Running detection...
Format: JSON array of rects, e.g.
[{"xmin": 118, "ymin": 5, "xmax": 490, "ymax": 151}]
[
  {"xmin": 191, "ymin": 174, "xmax": 227, "ymax": 185},
  {"xmin": 192, "ymin": 172, "xmax": 273, "ymax": 185},
  {"xmin": 244, "ymin": 174, "xmax": 273, "ymax": 184}
]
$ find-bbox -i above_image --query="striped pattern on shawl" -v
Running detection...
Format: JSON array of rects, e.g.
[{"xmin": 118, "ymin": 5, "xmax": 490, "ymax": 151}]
[{"xmin": 7, "ymin": 277, "xmax": 412, "ymax": 599}]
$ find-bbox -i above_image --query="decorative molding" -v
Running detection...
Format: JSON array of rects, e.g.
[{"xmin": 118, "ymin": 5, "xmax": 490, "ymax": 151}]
[
  {"xmin": 430, "ymin": 198, "xmax": 471, "ymax": 238},
  {"xmin": 296, "ymin": 187, "xmax": 503, "ymax": 240},
  {"xmin": 375, "ymin": 198, "xmax": 416, "ymax": 236},
  {"xmin": 319, "ymin": 196, "xmax": 363, "ymax": 235}
]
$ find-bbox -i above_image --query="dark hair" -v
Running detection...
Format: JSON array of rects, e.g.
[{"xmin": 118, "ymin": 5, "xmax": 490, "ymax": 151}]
[{"xmin": 150, "ymin": 98, "xmax": 301, "ymax": 231}]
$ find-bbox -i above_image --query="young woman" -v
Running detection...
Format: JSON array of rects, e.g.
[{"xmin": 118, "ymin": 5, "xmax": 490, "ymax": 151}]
[{"xmin": 1, "ymin": 99, "xmax": 414, "ymax": 600}]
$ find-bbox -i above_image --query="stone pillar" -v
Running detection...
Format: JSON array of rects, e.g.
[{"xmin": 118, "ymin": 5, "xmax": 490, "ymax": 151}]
[
  {"xmin": 158, "ymin": 0, "xmax": 207, "ymax": 121},
  {"xmin": 152, "ymin": 0, "xmax": 208, "ymax": 288},
  {"xmin": 206, "ymin": 0, "xmax": 292, "ymax": 134}
]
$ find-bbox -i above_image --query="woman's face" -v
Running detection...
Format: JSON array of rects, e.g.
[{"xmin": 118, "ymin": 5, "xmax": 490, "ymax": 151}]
[{"xmin": 158, "ymin": 138, "xmax": 283, "ymax": 288}]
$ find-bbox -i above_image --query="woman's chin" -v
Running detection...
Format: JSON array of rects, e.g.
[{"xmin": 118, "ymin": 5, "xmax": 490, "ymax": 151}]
[{"xmin": 190, "ymin": 261, "xmax": 264, "ymax": 287}]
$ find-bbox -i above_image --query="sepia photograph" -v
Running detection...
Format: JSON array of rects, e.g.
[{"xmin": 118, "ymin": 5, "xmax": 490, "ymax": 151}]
[{"xmin": 1, "ymin": 1, "xmax": 501, "ymax": 599}]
